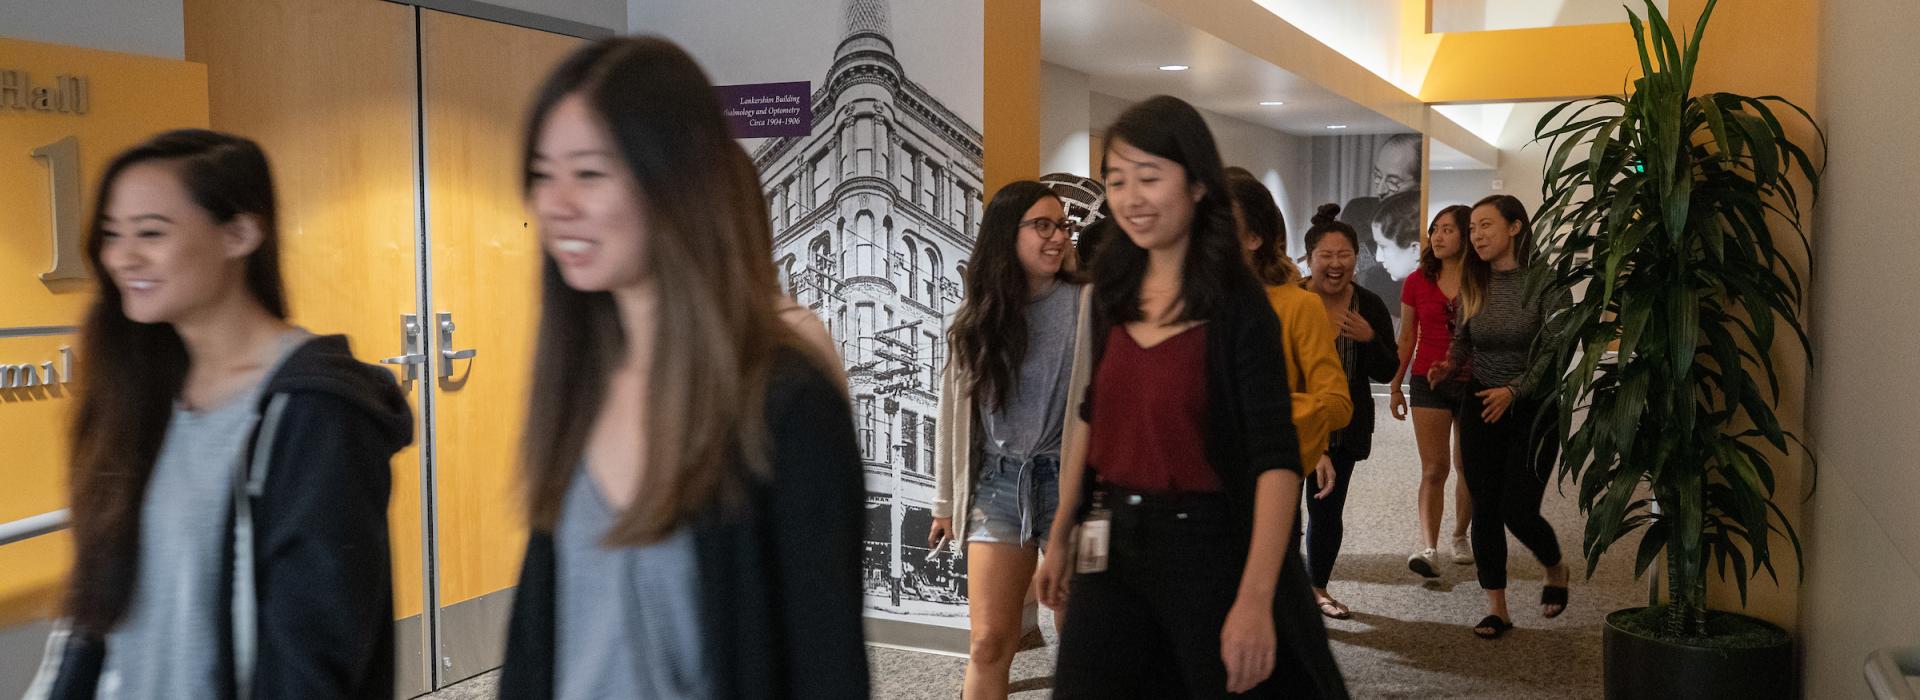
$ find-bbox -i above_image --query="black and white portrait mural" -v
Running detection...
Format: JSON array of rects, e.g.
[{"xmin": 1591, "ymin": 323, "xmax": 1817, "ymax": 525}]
[
  {"xmin": 632, "ymin": 0, "xmax": 984, "ymax": 636},
  {"xmin": 1310, "ymin": 132, "xmax": 1423, "ymax": 320}
]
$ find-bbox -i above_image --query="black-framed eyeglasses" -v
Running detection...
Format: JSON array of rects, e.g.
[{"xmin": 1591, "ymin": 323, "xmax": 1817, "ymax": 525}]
[{"xmin": 1019, "ymin": 217, "xmax": 1074, "ymax": 239}]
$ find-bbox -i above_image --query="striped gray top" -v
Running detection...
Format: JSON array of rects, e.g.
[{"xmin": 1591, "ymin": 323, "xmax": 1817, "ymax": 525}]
[{"xmin": 1448, "ymin": 268, "xmax": 1568, "ymax": 397}]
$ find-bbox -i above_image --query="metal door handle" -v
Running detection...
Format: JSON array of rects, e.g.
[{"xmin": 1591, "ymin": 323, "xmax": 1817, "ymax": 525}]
[
  {"xmin": 437, "ymin": 312, "xmax": 477, "ymax": 377},
  {"xmin": 380, "ymin": 314, "xmax": 426, "ymax": 382}
]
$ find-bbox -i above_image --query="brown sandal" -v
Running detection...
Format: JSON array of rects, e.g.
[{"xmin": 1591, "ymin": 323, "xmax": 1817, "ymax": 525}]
[{"xmin": 1316, "ymin": 599, "xmax": 1352, "ymax": 620}]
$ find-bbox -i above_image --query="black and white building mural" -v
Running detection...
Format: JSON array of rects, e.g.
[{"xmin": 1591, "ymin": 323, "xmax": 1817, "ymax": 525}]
[
  {"xmin": 753, "ymin": 0, "xmax": 982, "ymax": 628},
  {"xmin": 629, "ymin": 0, "xmax": 983, "ymax": 633}
]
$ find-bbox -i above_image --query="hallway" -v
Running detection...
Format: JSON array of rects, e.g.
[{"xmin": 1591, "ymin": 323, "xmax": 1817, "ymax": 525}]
[
  {"xmin": 866, "ymin": 392, "xmax": 1648, "ymax": 699},
  {"xmin": 423, "ymin": 394, "xmax": 1650, "ymax": 699}
]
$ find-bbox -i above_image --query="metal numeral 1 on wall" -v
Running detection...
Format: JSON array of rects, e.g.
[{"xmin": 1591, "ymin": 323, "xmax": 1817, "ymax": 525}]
[{"xmin": 33, "ymin": 135, "xmax": 87, "ymax": 282}]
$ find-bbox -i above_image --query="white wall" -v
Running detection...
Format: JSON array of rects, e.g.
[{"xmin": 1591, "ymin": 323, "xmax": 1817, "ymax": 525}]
[
  {"xmin": 1249, "ymin": 0, "xmax": 1412, "ymax": 90},
  {"xmin": 1039, "ymin": 62, "xmax": 1092, "ymax": 177},
  {"xmin": 0, "ymin": 0, "xmax": 183, "ymax": 58},
  {"xmin": 1083, "ymin": 91, "xmax": 1314, "ymax": 259},
  {"xmin": 1801, "ymin": 0, "xmax": 1920, "ymax": 696},
  {"xmin": 1427, "ymin": 167, "xmax": 1491, "ymax": 221},
  {"xmin": 492, "ymin": 0, "xmax": 624, "ymax": 32},
  {"xmin": 1431, "ymin": 0, "xmax": 1667, "ymax": 33}
]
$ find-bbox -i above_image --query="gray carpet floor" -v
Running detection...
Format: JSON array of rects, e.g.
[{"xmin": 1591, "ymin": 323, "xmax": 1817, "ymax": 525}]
[{"xmin": 428, "ymin": 396, "xmax": 1646, "ymax": 699}]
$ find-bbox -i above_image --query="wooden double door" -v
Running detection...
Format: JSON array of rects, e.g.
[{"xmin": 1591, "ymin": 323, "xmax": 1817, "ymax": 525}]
[{"xmin": 185, "ymin": 1, "xmax": 581, "ymax": 695}]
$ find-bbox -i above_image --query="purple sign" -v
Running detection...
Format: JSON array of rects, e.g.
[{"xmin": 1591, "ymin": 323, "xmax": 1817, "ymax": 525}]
[{"xmin": 714, "ymin": 81, "xmax": 812, "ymax": 138}]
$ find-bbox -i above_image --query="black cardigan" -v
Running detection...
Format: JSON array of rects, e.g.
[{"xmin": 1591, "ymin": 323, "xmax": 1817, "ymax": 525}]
[
  {"xmin": 1083, "ymin": 278, "xmax": 1350, "ymax": 699},
  {"xmin": 497, "ymin": 350, "xmax": 869, "ymax": 699},
  {"xmin": 1325, "ymin": 283, "xmax": 1399, "ymax": 462},
  {"xmin": 39, "ymin": 335, "xmax": 413, "ymax": 700}
]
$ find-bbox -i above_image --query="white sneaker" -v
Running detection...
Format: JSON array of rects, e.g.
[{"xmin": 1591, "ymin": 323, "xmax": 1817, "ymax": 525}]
[
  {"xmin": 1408, "ymin": 548, "xmax": 1440, "ymax": 578},
  {"xmin": 1451, "ymin": 536, "xmax": 1475, "ymax": 564}
]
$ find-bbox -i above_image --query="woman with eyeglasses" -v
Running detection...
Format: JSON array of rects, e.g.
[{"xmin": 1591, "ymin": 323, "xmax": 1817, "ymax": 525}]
[
  {"xmin": 930, "ymin": 180, "xmax": 1086, "ymax": 700},
  {"xmin": 1298, "ymin": 204, "xmax": 1399, "ymax": 621}
]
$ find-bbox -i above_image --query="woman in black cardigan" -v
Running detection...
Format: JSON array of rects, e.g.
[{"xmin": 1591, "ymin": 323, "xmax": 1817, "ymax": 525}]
[
  {"xmin": 1299, "ymin": 204, "xmax": 1400, "ymax": 620},
  {"xmin": 1035, "ymin": 95, "xmax": 1346, "ymax": 699},
  {"xmin": 498, "ymin": 37, "xmax": 866, "ymax": 698}
]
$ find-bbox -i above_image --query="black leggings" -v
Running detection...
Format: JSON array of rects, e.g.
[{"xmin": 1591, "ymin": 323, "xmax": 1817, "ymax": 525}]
[
  {"xmin": 1054, "ymin": 489, "xmax": 1347, "ymax": 699},
  {"xmin": 1458, "ymin": 385, "xmax": 1563, "ymax": 590},
  {"xmin": 1301, "ymin": 455, "xmax": 1358, "ymax": 589}
]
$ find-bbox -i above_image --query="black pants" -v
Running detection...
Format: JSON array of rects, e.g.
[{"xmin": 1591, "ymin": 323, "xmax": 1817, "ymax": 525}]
[
  {"xmin": 1458, "ymin": 384, "xmax": 1563, "ymax": 590},
  {"xmin": 1301, "ymin": 454, "xmax": 1358, "ymax": 589},
  {"xmin": 1055, "ymin": 488, "xmax": 1347, "ymax": 699}
]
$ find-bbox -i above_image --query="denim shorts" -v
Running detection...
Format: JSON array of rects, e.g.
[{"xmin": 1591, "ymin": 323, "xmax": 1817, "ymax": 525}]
[{"xmin": 966, "ymin": 452, "xmax": 1060, "ymax": 553}]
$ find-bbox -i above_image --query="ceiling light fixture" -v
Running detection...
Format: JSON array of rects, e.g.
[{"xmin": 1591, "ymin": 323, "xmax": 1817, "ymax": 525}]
[
  {"xmin": 1259, "ymin": 100, "xmax": 1286, "ymax": 106},
  {"xmin": 1158, "ymin": 64, "xmax": 1190, "ymax": 71},
  {"xmin": 1326, "ymin": 124, "xmax": 1349, "ymax": 129}
]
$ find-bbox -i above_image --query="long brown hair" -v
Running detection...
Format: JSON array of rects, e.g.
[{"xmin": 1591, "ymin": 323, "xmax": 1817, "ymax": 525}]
[
  {"xmin": 519, "ymin": 37, "xmax": 796, "ymax": 544},
  {"xmin": 67, "ymin": 129, "xmax": 286, "ymax": 632},
  {"xmin": 1223, "ymin": 166, "xmax": 1297, "ymax": 285},
  {"xmin": 948, "ymin": 181, "xmax": 1070, "ymax": 411},
  {"xmin": 1421, "ymin": 204, "xmax": 1471, "ymax": 281},
  {"xmin": 1458, "ymin": 194, "xmax": 1536, "ymax": 321}
]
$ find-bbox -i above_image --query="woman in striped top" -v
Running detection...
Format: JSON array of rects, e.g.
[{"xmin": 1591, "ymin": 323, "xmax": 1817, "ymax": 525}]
[{"xmin": 1426, "ymin": 194, "xmax": 1571, "ymax": 639}]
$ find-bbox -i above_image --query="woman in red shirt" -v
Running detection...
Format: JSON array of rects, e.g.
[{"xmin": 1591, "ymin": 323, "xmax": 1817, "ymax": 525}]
[
  {"xmin": 1035, "ymin": 96, "xmax": 1345, "ymax": 699},
  {"xmin": 1389, "ymin": 206, "xmax": 1474, "ymax": 577}
]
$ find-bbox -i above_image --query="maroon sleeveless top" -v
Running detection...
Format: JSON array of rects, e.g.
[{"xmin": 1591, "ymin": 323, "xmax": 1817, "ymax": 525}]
[{"xmin": 1086, "ymin": 324, "xmax": 1221, "ymax": 493}]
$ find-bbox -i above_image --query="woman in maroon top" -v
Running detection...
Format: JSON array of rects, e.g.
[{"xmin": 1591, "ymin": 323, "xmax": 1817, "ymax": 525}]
[
  {"xmin": 1390, "ymin": 205, "xmax": 1476, "ymax": 577},
  {"xmin": 1035, "ymin": 95, "xmax": 1346, "ymax": 699}
]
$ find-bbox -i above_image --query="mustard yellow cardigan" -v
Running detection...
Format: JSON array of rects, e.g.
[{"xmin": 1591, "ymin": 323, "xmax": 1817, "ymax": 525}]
[{"xmin": 1266, "ymin": 284, "xmax": 1353, "ymax": 473}]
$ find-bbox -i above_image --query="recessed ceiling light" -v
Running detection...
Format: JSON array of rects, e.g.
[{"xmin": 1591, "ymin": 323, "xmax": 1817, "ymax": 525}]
[
  {"xmin": 1442, "ymin": 166, "xmax": 1456, "ymax": 170},
  {"xmin": 1259, "ymin": 100, "xmax": 1286, "ymax": 106},
  {"xmin": 1326, "ymin": 124, "xmax": 1349, "ymax": 130},
  {"xmin": 1158, "ymin": 64, "xmax": 1190, "ymax": 71}
]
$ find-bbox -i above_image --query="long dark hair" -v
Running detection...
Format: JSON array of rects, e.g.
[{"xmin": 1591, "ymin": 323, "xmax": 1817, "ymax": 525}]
[
  {"xmin": 1223, "ymin": 166, "xmax": 1296, "ymax": 285},
  {"xmin": 67, "ymin": 129, "xmax": 286, "ymax": 633},
  {"xmin": 1459, "ymin": 194, "xmax": 1536, "ymax": 320},
  {"xmin": 948, "ymin": 181, "xmax": 1070, "ymax": 411},
  {"xmin": 1421, "ymin": 204, "xmax": 1471, "ymax": 281},
  {"xmin": 520, "ymin": 37, "xmax": 796, "ymax": 545},
  {"xmin": 1092, "ymin": 95, "xmax": 1251, "ymax": 327}
]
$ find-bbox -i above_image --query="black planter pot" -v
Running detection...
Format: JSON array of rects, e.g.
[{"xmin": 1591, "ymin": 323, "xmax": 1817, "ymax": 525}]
[{"xmin": 1603, "ymin": 608, "xmax": 1794, "ymax": 700}]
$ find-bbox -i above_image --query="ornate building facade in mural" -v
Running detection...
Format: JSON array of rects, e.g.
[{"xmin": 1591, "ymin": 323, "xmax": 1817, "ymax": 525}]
[{"xmin": 751, "ymin": 0, "xmax": 984, "ymax": 621}]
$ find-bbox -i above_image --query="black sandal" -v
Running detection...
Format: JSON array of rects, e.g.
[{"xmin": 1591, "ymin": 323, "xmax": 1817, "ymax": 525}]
[
  {"xmin": 1541, "ymin": 585, "xmax": 1570, "ymax": 619},
  {"xmin": 1473, "ymin": 615, "xmax": 1513, "ymax": 640}
]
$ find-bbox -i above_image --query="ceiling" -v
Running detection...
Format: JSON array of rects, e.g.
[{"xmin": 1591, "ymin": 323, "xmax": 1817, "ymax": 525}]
[{"xmin": 1041, "ymin": 0, "xmax": 1495, "ymax": 169}]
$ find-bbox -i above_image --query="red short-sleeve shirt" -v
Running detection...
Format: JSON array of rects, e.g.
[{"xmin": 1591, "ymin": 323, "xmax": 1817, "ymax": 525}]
[{"xmin": 1400, "ymin": 271, "xmax": 1457, "ymax": 377}]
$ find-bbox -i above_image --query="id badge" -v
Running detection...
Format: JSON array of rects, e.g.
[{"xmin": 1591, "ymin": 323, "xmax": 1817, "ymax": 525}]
[{"xmin": 1075, "ymin": 508, "xmax": 1111, "ymax": 574}]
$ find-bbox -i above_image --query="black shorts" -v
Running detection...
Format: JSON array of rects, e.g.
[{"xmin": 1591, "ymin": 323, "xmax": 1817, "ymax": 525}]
[{"xmin": 1407, "ymin": 375, "xmax": 1454, "ymax": 410}]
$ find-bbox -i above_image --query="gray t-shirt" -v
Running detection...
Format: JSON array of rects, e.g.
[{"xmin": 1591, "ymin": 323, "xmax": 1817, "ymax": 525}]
[
  {"xmin": 554, "ymin": 467, "xmax": 706, "ymax": 700},
  {"xmin": 98, "ymin": 329, "xmax": 309, "ymax": 700},
  {"xmin": 977, "ymin": 282, "xmax": 1082, "ymax": 460},
  {"xmin": 1450, "ymin": 268, "xmax": 1570, "ymax": 396}
]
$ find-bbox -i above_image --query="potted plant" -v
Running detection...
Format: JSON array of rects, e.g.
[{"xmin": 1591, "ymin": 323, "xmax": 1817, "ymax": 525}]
[{"xmin": 1527, "ymin": 0, "xmax": 1822, "ymax": 697}]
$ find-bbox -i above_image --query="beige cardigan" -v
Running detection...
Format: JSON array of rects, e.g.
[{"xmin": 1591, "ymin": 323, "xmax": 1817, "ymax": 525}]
[{"xmin": 931, "ymin": 287, "xmax": 1093, "ymax": 541}]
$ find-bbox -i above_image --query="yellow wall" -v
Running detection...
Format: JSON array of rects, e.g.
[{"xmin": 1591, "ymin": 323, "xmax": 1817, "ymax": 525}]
[
  {"xmin": 983, "ymin": 0, "xmax": 1041, "ymax": 195},
  {"xmin": 1670, "ymin": 0, "xmax": 1821, "ymax": 635},
  {"xmin": 1418, "ymin": 23, "xmax": 1642, "ymax": 104},
  {"xmin": 0, "ymin": 38, "xmax": 208, "ymax": 627}
]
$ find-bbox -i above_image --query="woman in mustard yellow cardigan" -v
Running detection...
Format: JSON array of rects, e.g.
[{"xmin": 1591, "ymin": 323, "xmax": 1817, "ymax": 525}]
[{"xmin": 1224, "ymin": 168, "xmax": 1353, "ymax": 521}]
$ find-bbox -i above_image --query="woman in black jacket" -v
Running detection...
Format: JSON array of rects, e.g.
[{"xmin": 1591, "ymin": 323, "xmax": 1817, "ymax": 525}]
[
  {"xmin": 30, "ymin": 129, "xmax": 412, "ymax": 700},
  {"xmin": 1299, "ymin": 204, "xmax": 1400, "ymax": 620},
  {"xmin": 498, "ymin": 37, "xmax": 867, "ymax": 699},
  {"xmin": 1033, "ymin": 95, "xmax": 1346, "ymax": 699}
]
